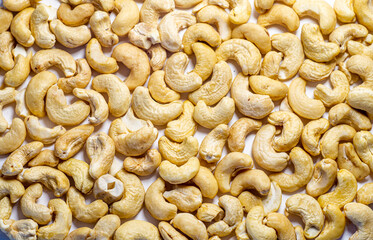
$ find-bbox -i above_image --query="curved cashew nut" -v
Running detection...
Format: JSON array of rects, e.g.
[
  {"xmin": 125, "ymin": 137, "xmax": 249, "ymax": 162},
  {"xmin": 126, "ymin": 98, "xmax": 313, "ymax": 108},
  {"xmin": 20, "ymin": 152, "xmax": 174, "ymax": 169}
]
[
  {"xmin": 115, "ymin": 220, "xmax": 161, "ymax": 240},
  {"xmin": 58, "ymin": 58, "xmax": 92, "ymax": 94},
  {"xmin": 0, "ymin": 118, "xmax": 26, "ymax": 155},
  {"xmin": 172, "ymin": 213, "xmax": 208, "ymax": 240},
  {"xmin": 93, "ymin": 174, "xmax": 124, "ymax": 204},
  {"xmin": 86, "ymin": 38, "xmax": 119, "ymax": 74},
  {"xmin": 25, "ymin": 116, "xmax": 66, "ymax": 145},
  {"xmin": 128, "ymin": 22, "xmax": 161, "ymax": 50},
  {"xmin": 329, "ymin": 103, "xmax": 371, "ymax": 131},
  {"xmin": 238, "ymin": 191, "xmax": 262, "ymax": 213},
  {"xmin": 317, "ymin": 169, "xmax": 357, "ymax": 209},
  {"xmin": 197, "ymin": 5, "xmax": 231, "ymax": 41},
  {"xmin": 249, "ymin": 75, "xmax": 288, "ymax": 101},
  {"xmin": 301, "ymin": 118, "xmax": 330, "ymax": 156},
  {"xmin": 10, "ymin": 8, "xmax": 34, "ymax": 48},
  {"xmin": 148, "ymin": 70, "xmax": 181, "ymax": 104},
  {"xmin": 252, "ymin": 124, "xmax": 290, "ymax": 172},
  {"xmin": 3, "ymin": 0, "xmax": 35, "ymax": 11},
  {"xmin": 228, "ymin": 117, "xmax": 262, "ymax": 152},
  {"xmin": 299, "ymin": 59, "xmax": 336, "ymax": 82},
  {"xmin": 354, "ymin": 0, "xmax": 373, "ymax": 32},
  {"xmin": 231, "ymin": 169, "xmax": 271, "ymax": 196},
  {"xmin": 232, "ymin": 23, "xmax": 270, "ymax": 55},
  {"xmin": 0, "ymin": 87, "xmax": 17, "ymax": 133},
  {"xmin": 92, "ymin": 74, "xmax": 131, "ymax": 118},
  {"xmin": 89, "ymin": 10, "xmax": 119, "ymax": 48},
  {"xmin": 158, "ymin": 221, "xmax": 188, "ymax": 240},
  {"xmin": 159, "ymin": 136, "xmax": 199, "ymax": 165},
  {"xmin": 329, "ymin": 24, "xmax": 368, "ymax": 52},
  {"xmin": 31, "ymin": 49, "xmax": 76, "ymax": 77},
  {"xmin": 5, "ymin": 45, "xmax": 32, "ymax": 88},
  {"xmin": 344, "ymin": 202, "xmax": 373, "ymax": 240},
  {"xmin": 285, "ymin": 193, "xmax": 324, "ymax": 239},
  {"xmin": 246, "ymin": 206, "xmax": 277, "ymax": 240},
  {"xmin": 0, "ymin": 32, "xmax": 15, "ymax": 71},
  {"xmin": 123, "ymin": 149, "xmax": 161, "ymax": 176},
  {"xmin": 354, "ymin": 131, "xmax": 373, "ymax": 173},
  {"xmin": 182, "ymin": 23, "xmax": 221, "ymax": 55},
  {"xmin": 91, "ymin": 0, "xmax": 115, "ymax": 12},
  {"xmin": 159, "ymin": 157, "xmax": 200, "ymax": 184},
  {"xmin": 334, "ymin": 0, "xmax": 355, "ymax": 23},
  {"xmin": 147, "ymin": 44, "xmax": 167, "ymax": 71},
  {"xmin": 50, "ymin": 19, "xmax": 91, "ymax": 48},
  {"xmin": 192, "ymin": 166, "xmax": 219, "ymax": 199},
  {"xmin": 2, "ymin": 141, "xmax": 43, "ymax": 176},
  {"xmin": 163, "ymin": 186, "xmax": 202, "ymax": 212},
  {"xmin": 357, "ymin": 182, "xmax": 373, "ymax": 205},
  {"xmin": 30, "ymin": 4, "xmax": 57, "ymax": 49},
  {"xmin": 316, "ymin": 204, "xmax": 346, "ymax": 240},
  {"xmin": 54, "ymin": 124, "xmax": 94, "ymax": 160},
  {"xmin": 227, "ymin": 0, "xmax": 252, "ymax": 24},
  {"xmin": 28, "ymin": 149, "xmax": 59, "ymax": 167},
  {"xmin": 0, "ymin": 197, "xmax": 12, "ymax": 220},
  {"xmin": 57, "ymin": 3, "xmax": 94, "ymax": 27},
  {"xmin": 257, "ymin": 4, "xmax": 299, "ymax": 32},
  {"xmin": 319, "ymin": 124, "xmax": 356, "ymax": 159},
  {"xmin": 140, "ymin": 0, "xmax": 175, "ymax": 24},
  {"xmin": 306, "ymin": 158, "xmax": 337, "ymax": 197},
  {"xmin": 0, "ymin": 219, "xmax": 38, "ymax": 240},
  {"xmin": 347, "ymin": 40, "xmax": 373, "ymax": 60},
  {"xmin": 0, "ymin": 8, "xmax": 13, "ymax": 34},
  {"xmin": 196, "ymin": 203, "xmax": 224, "ymax": 223},
  {"xmin": 254, "ymin": 0, "xmax": 295, "ymax": 13},
  {"xmin": 0, "ymin": 177, "xmax": 25, "ymax": 203},
  {"xmin": 112, "ymin": 0, "xmax": 139, "ymax": 36},
  {"xmin": 265, "ymin": 213, "xmax": 296, "ymax": 240},
  {"xmin": 199, "ymin": 124, "xmax": 229, "ymax": 163}
]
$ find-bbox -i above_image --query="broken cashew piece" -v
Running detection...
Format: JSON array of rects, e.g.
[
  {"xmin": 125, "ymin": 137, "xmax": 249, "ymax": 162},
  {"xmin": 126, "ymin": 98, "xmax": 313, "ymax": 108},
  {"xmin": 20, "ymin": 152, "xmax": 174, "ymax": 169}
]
[
  {"xmin": 163, "ymin": 186, "xmax": 202, "ymax": 212},
  {"xmin": 28, "ymin": 149, "xmax": 59, "ymax": 167},
  {"xmin": 0, "ymin": 219, "xmax": 38, "ymax": 240},
  {"xmin": 158, "ymin": 221, "xmax": 188, "ymax": 240},
  {"xmin": 306, "ymin": 158, "xmax": 338, "ymax": 197},
  {"xmin": 357, "ymin": 182, "xmax": 373, "ymax": 205},
  {"xmin": 93, "ymin": 174, "xmax": 124, "ymax": 204},
  {"xmin": 86, "ymin": 38, "xmax": 119, "ymax": 74}
]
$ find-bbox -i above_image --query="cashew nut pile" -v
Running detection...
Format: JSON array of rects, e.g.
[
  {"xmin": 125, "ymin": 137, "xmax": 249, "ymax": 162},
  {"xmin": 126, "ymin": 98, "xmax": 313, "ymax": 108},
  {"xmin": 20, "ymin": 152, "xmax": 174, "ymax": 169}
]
[{"xmin": 1, "ymin": 0, "xmax": 373, "ymax": 239}]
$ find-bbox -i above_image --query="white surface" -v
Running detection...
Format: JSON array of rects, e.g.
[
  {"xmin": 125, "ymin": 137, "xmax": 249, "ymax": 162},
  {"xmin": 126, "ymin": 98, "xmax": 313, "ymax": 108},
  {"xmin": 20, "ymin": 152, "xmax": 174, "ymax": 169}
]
[{"xmin": 0, "ymin": 0, "xmax": 371, "ymax": 239}]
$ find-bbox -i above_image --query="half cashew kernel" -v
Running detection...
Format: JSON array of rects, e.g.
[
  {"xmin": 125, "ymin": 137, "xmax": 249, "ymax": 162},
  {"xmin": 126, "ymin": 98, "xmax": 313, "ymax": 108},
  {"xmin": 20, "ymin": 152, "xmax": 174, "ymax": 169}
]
[
  {"xmin": 93, "ymin": 174, "xmax": 124, "ymax": 204},
  {"xmin": 31, "ymin": 49, "xmax": 76, "ymax": 77},
  {"xmin": 357, "ymin": 183, "xmax": 373, "ymax": 205}
]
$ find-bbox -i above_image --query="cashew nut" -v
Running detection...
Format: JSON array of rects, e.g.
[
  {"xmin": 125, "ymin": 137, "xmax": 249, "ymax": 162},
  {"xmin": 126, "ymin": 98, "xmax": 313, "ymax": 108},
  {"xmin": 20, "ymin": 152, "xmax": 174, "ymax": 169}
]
[
  {"xmin": 228, "ymin": 118, "xmax": 262, "ymax": 152},
  {"xmin": 50, "ymin": 19, "xmax": 91, "ymax": 48},
  {"xmin": 299, "ymin": 59, "xmax": 336, "ymax": 82},
  {"xmin": 89, "ymin": 10, "xmax": 118, "ymax": 47},
  {"xmin": 329, "ymin": 103, "xmax": 371, "ymax": 131},
  {"xmin": 353, "ymin": 131, "xmax": 373, "ymax": 173},
  {"xmin": 139, "ymin": 0, "xmax": 175, "ymax": 24},
  {"xmin": 57, "ymin": 3, "xmax": 94, "ymax": 27},
  {"xmin": 231, "ymin": 169, "xmax": 271, "ymax": 196},
  {"xmin": 148, "ymin": 70, "xmax": 181, "ymax": 104},
  {"xmin": 196, "ymin": 203, "xmax": 224, "ymax": 222},
  {"xmin": 30, "ymin": 4, "xmax": 56, "ymax": 49},
  {"xmin": 93, "ymin": 174, "xmax": 124, "ymax": 204},
  {"xmin": 329, "ymin": 24, "xmax": 368, "ymax": 52},
  {"xmin": 123, "ymin": 149, "xmax": 161, "ymax": 177},
  {"xmin": 301, "ymin": 118, "xmax": 330, "ymax": 156},
  {"xmin": 128, "ymin": 22, "xmax": 160, "ymax": 50},
  {"xmin": 0, "ymin": 197, "xmax": 12, "ymax": 220},
  {"xmin": 0, "ymin": 177, "xmax": 25, "ymax": 203},
  {"xmin": 182, "ymin": 23, "xmax": 221, "ymax": 55},
  {"xmin": 354, "ymin": 0, "xmax": 373, "ymax": 31},
  {"xmin": 0, "ymin": 87, "xmax": 17, "ymax": 133},
  {"xmin": 265, "ymin": 213, "xmax": 296, "ymax": 240},
  {"xmin": 4, "ymin": 45, "xmax": 32, "ymax": 88},
  {"xmin": 112, "ymin": 0, "xmax": 139, "ymax": 36},
  {"xmin": 15, "ymin": 89, "xmax": 30, "ymax": 118},
  {"xmin": 159, "ymin": 157, "xmax": 200, "ymax": 184},
  {"xmin": 10, "ymin": 8, "xmax": 34, "ymax": 48},
  {"xmin": 0, "ymin": 32, "xmax": 15, "ymax": 71},
  {"xmin": 92, "ymin": 0, "xmax": 115, "ymax": 12},
  {"xmin": 28, "ymin": 149, "xmax": 59, "ymax": 167},
  {"xmin": 238, "ymin": 191, "xmax": 263, "ymax": 213},
  {"xmin": 347, "ymin": 40, "xmax": 373, "ymax": 59},
  {"xmin": 196, "ymin": 5, "xmax": 231, "ymax": 41},
  {"xmin": 147, "ymin": 44, "xmax": 167, "ymax": 71},
  {"xmin": 315, "ymin": 204, "xmax": 346, "ymax": 240},
  {"xmin": 86, "ymin": 38, "xmax": 119, "ymax": 74},
  {"xmin": 31, "ymin": 49, "xmax": 76, "ymax": 77},
  {"xmin": 260, "ymin": 51, "xmax": 283, "ymax": 79},
  {"xmin": 199, "ymin": 124, "xmax": 229, "ymax": 163},
  {"xmin": 0, "ymin": 219, "xmax": 38, "ymax": 240},
  {"xmin": 246, "ymin": 206, "xmax": 277, "ymax": 240},
  {"xmin": 58, "ymin": 58, "xmax": 91, "ymax": 94},
  {"xmin": 24, "ymin": 116, "xmax": 66, "ymax": 145},
  {"xmin": 172, "ymin": 213, "xmax": 208, "ymax": 240},
  {"xmin": 0, "ymin": 8, "xmax": 13, "ymax": 34},
  {"xmin": 357, "ymin": 183, "xmax": 373, "ymax": 205},
  {"xmin": 334, "ymin": 0, "xmax": 355, "ymax": 23},
  {"xmin": 306, "ymin": 158, "xmax": 338, "ymax": 197},
  {"xmin": 158, "ymin": 221, "xmax": 188, "ymax": 240},
  {"xmin": 164, "ymin": 185, "xmax": 202, "ymax": 212},
  {"xmin": 159, "ymin": 136, "xmax": 199, "ymax": 165},
  {"xmin": 257, "ymin": 4, "xmax": 299, "ymax": 32},
  {"xmin": 114, "ymin": 220, "xmax": 161, "ymax": 240},
  {"xmin": 0, "ymin": 118, "xmax": 26, "ymax": 155},
  {"xmin": 192, "ymin": 166, "xmax": 219, "ymax": 199},
  {"xmin": 232, "ymin": 23, "xmax": 270, "ymax": 55},
  {"xmin": 262, "ymin": 181, "xmax": 282, "ymax": 214}
]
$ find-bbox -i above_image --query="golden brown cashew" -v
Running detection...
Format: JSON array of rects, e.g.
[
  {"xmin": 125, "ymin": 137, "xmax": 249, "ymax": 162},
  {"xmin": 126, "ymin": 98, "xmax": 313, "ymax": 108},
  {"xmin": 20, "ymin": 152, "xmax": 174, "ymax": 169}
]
[
  {"xmin": 216, "ymin": 39, "xmax": 261, "ymax": 76},
  {"xmin": 145, "ymin": 178, "xmax": 177, "ymax": 221},
  {"xmin": 299, "ymin": 59, "xmax": 336, "ymax": 82},
  {"xmin": 89, "ymin": 10, "xmax": 118, "ymax": 48},
  {"xmin": 301, "ymin": 118, "xmax": 330, "ymax": 156},
  {"xmin": 92, "ymin": 74, "xmax": 131, "ymax": 118},
  {"xmin": 31, "ymin": 49, "xmax": 76, "ymax": 77},
  {"xmin": 293, "ymin": 0, "xmax": 336, "ymax": 35},
  {"xmin": 28, "ymin": 149, "xmax": 59, "ymax": 167},
  {"xmin": 1, "ymin": 141, "xmax": 43, "ymax": 176},
  {"xmin": 10, "ymin": 8, "xmax": 34, "ymax": 48},
  {"xmin": 271, "ymin": 33, "xmax": 304, "ymax": 80},
  {"xmin": 163, "ymin": 186, "xmax": 202, "ymax": 212},
  {"xmin": 5, "ymin": 46, "xmax": 32, "ymax": 88},
  {"xmin": 285, "ymin": 194, "xmax": 324, "ymax": 239},
  {"xmin": 334, "ymin": 0, "xmax": 355, "ymax": 23},
  {"xmin": 123, "ymin": 149, "xmax": 161, "ymax": 176},
  {"xmin": 45, "ymin": 85, "xmax": 90, "ymax": 126},
  {"xmin": 257, "ymin": 4, "xmax": 299, "ymax": 32},
  {"xmin": 0, "ymin": 197, "xmax": 12, "ymax": 220},
  {"xmin": 357, "ymin": 183, "xmax": 373, "ymax": 205},
  {"xmin": 0, "ymin": 32, "xmax": 15, "ymax": 71},
  {"xmin": 319, "ymin": 124, "xmax": 356, "ymax": 160},
  {"xmin": 148, "ymin": 71, "xmax": 181, "ymax": 104},
  {"xmin": 30, "ymin": 4, "xmax": 57, "ymax": 49},
  {"xmin": 50, "ymin": 19, "xmax": 91, "ymax": 48},
  {"xmin": 315, "ymin": 204, "xmax": 345, "ymax": 240},
  {"xmin": 93, "ymin": 174, "xmax": 124, "ymax": 204},
  {"xmin": 252, "ymin": 124, "xmax": 290, "ymax": 172},
  {"xmin": 140, "ymin": 0, "xmax": 174, "ymax": 24},
  {"xmin": 214, "ymin": 152, "xmax": 253, "ymax": 193},
  {"xmin": 199, "ymin": 124, "xmax": 228, "ymax": 163},
  {"xmin": 0, "ymin": 177, "xmax": 25, "ymax": 203},
  {"xmin": 115, "ymin": 220, "xmax": 161, "ymax": 240},
  {"xmin": 112, "ymin": 0, "xmax": 139, "ymax": 36},
  {"xmin": 159, "ymin": 136, "xmax": 199, "ymax": 165},
  {"xmin": 158, "ymin": 221, "xmax": 188, "ymax": 240},
  {"xmin": 288, "ymin": 77, "xmax": 326, "ymax": 119},
  {"xmin": 318, "ymin": 169, "xmax": 357, "ymax": 209},
  {"xmin": 37, "ymin": 199, "xmax": 72, "ymax": 240},
  {"xmin": 329, "ymin": 103, "xmax": 371, "ymax": 131},
  {"xmin": 192, "ymin": 166, "xmax": 219, "ymax": 199},
  {"xmin": 86, "ymin": 132, "xmax": 115, "ymax": 179},
  {"xmin": 246, "ymin": 206, "xmax": 277, "ymax": 240},
  {"xmin": 57, "ymin": 3, "xmax": 94, "ymax": 27},
  {"xmin": 0, "ymin": 118, "xmax": 26, "ymax": 155},
  {"xmin": 58, "ymin": 58, "xmax": 91, "ymax": 94},
  {"xmin": 54, "ymin": 124, "xmax": 94, "ymax": 160},
  {"xmin": 354, "ymin": 0, "xmax": 373, "ymax": 31},
  {"xmin": 329, "ymin": 24, "xmax": 368, "ymax": 52},
  {"xmin": 228, "ymin": 118, "xmax": 262, "ymax": 152},
  {"xmin": 306, "ymin": 158, "xmax": 337, "ymax": 197},
  {"xmin": 197, "ymin": 5, "xmax": 231, "ymax": 41},
  {"xmin": 0, "ymin": 87, "xmax": 16, "ymax": 133},
  {"xmin": 25, "ymin": 71, "xmax": 57, "ymax": 118},
  {"xmin": 67, "ymin": 186, "xmax": 108, "ymax": 223},
  {"xmin": 147, "ymin": 44, "xmax": 167, "ymax": 71},
  {"xmin": 269, "ymin": 147, "xmax": 314, "ymax": 192},
  {"xmin": 354, "ymin": 131, "xmax": 373, "ymax": 172},
  {"xmin": 249, "ymin": 75, "xmax": 288, "ymax": 101},
  {"xmin": 337, "ymin": 143, "xmax": 370, "ymax": 181},
  {"xmin": 0, "ymin": 8, "xmax": 12, "ymax": 34},
  {"xmin": 110, "ymin": 169, "xmax": 145, "ymax": 218},
  {"xmin": 0, "ymin": 219, "xmax": 38, "ymax": 240},
  {"xmin": 193, "ymin": 97, "xmax": 235, "ymax": 129},
  {"xmin": 172, "ymin": 213, "xmax": 208, "ymax": 240},
  {"xmin": 232, "ymin": 23, "xmax": 271, "ymax": 54},
  {"xmin": 231, "ymin": 169, "xmax": 271, "ymax": 196},
  {"xmin": 265, "ymin": 213, "xmax": 296, "ymax": 240},
  {"xmin": 182, "ymin": 23, "xmax": 221, "ymax": 55},
  {"xmin": 159, "ymin": 157, "xmax": 200, "ymax": 184},
  {"xmin": 86, "ymin": 38, "xmax": 119, "ymax": 74}
]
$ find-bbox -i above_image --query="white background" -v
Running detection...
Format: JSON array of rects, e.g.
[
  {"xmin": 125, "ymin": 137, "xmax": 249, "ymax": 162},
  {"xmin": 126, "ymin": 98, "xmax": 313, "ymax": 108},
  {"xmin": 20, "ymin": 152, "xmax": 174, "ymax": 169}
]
[{"xmin": 0, "ymin": 0, "xmax": 371, "ymax": 239}]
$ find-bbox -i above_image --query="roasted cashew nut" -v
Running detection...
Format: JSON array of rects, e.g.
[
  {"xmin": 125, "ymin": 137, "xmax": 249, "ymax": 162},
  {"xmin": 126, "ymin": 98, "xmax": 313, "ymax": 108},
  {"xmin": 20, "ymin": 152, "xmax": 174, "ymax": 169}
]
[{"xmin": 57, "ymin": 3, "xmax": 94, "ymax": 27}]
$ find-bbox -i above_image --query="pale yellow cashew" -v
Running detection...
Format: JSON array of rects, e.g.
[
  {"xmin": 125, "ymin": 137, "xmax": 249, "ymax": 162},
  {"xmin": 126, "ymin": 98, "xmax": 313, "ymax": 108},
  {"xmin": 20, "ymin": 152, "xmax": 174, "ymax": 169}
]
[
  {"xmin": 329, "ymin": 24, "xmax": 368, "ymax": 52},
  {"xmin": 329, "ymin": 103, "xmax": 371, "ymax": 131},
  {"xmin": 0, "ymin": 9, "xmax": 12, "ymax": 34},
  {"xmin": 28, "ymin": 149, "xmax": 59, "ymax": 167},
  {"xmin": 57, "ymin": 3, "xmax": 94, "ymax": 27},
  {"xmin": 86, "ymin": 38, "xmax": 119, "ymax": 74},
  {"xmin": 0, "ymin": 219, "xmax": 38, "ymax": 240},
  {"xmin": 239, "ymin": 191, "xmax": 263, "ymax": 213},
  {"xmin": 128, "ymin": 22, "xmax": 161, "ymax": 50},
  {"xmin": 353, "ymin": 131, "xmax": 373, "ymax": 173},
  {"xmin": 114, "ymin": 220, "xmax": 161, "ymax": 240},
  {"xmin": 315, "ymin": 204, "xmax": 345, "ymax": 240},
  {"xmin": 93, "ymin": 174, "xmax": 124, "ymax": 204},
  {"xmin": 196, "ymin": 203, "xmax": 224, "ymax": 222},
  {"xmin": 301, "ymin": 118, "xmax": 330, "ymax": 156},
  {"xmin": 148, "ymin": 71, "xmax": 180, "ymax": 104},
  {"xmin": 246, "ymin": 206, "xmax": 277, "ymax": 240},
  {"xmin": 50, "ymin": 19, "xmax": 91, "ymax": 48},
  {"xmin": 192, "ymin": 166, "xmax": 219, "ymax": 199},
  {"xmin": 58, "ymin": 58, "xmax": 92, "ymax": 94},
  {"xmin": 257, "ymin": 4, "xmax": 300, "ymax": 32},
  {"xmin": 92, "ymin": 0, "xmax": 115, "ymax": 12},
  {"xmin": 199, "ymin": 124, "xmax": 228, "ymax": 163},
  {"xmin": 0, "ymin": 197, "xmax": 12, "ymax": 220},
  {"xmin": 347, "ymin": 40, "xmax": 373, "ymax": 59},
  {"xmin": 15, "ymin": 89, "xmax": 30, "ymax": 118},
  {"xmin": 123, "ymin": 149, "xmax": 161, "ymax": 176},
  {"xmin": 89, "ymin": 10, "xmax": 119, "ymax": 48},
  {"xmin": 357, "ymin": 182, "xmax": 373, "ymax": 205},
  {"xmin": 232, "ymin": 23, "xmax": 271, "ymax": 54},
  {"xmin": 158, "ymin": 221, "xmax": 188, "ymax": 240},
  {"xmin": 230, "ymin": 169, "xmax": 271, "ymax": 196},
  {"xmin": 140, "ymin": 0, "xmax": 175, "ymax": 24},
  {"xmin": 260, "ymin": 51, "xmax": 283, "ymax": 79},
  {"xmin": 10, "ymin": 8, "xmax": 35, "ymax": 48},
  {"xmin": 265, "ymin": 213, "xmax": 296, "ymax": 240},
  {"xmin": 182, "ymin": 23, "xmax": 222, "ymax": 55},
  {"xmin": 249, "ymin": 75, "xmax": 288, "ymax": 101},
  {"xmin": 299, "ymin": 59, "xmax": 336, "ymax": 82},
  {"xmin": 112, "ymin": 0, "xmax": 139, "ymax": 36},
  {"xmin": 0, "ymin": 177, "xmax": 25, "ymax": 203},
  {"xmin": 334, "ymin": 0, "xmax": 355, "ymax": 23},
  {"xmin": 0, "ymin": 87, "xmax": 17, "ymax": 133},
  {"xmin": 0, "ymin": 32, "xmax": 15, "ymax": 71},
  {"xmin": 158, "ymin": 136, "xmax": 199, "ymax": 165},
  {"xmin": 354, "ymin": 0, "xmax": 373, "ymax": 32},
  {"xmin": 197, "ymin": 5, "xmax": 231, "ymax": 41},
  {"xmin": 344, "ymin": 202, "xmax": 373, "ymax": 240},
  {"xmin": 228, "ymin": 118, "xmax": 262, "ymax": 152},
  {"xmin": 306, "ymin": 158, "xmax": 337, "ymax": 197},
  {"xmin": 163, "ymin": 186, "xmax": 202, "ymax": 212},
  {"xmin": 30, "ymin": 4, "xmax": 57, "ymax": 49},
  {"xmin": 31, "ymin": 49, "xmax": 76, "ymax": 77},
  {"xmin": 0, "ymin": 118, "xmax": 26, "ymax": 155},
  {"xmin": 254, "ymin": 0, "xmax": 295, "ymax": 13},
  {"xmin": 5, "ymin": 45, "xmax": 32, "ymax": 88},
  {"xmin": 159, "ymin": 157, "xmax": 200, "ymax": 184},
  {"xmin": 147, "ymin": 44, "xmax": 167, "ymax": 71},
  {"xmin": 172, "ymin": 213, "xmax": 208, "ymax": 240}
]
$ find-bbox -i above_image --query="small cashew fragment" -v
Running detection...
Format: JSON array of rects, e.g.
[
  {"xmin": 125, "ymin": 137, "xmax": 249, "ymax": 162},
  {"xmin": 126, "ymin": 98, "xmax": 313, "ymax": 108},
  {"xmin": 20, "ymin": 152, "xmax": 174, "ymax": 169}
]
[
  {"xmin": 192, "ymin": 166, "xmax": 219, "ymax": 199},
  {"xmin": 93, "ymin": 174, "xmax": 124, "ymax": 204},
  {"xmin": 354, "ymin": 0, "xmax": 373, "ymax": 32},
  {"xmin": 132, "ymin": 86, "xmax": 183, "ymax": 126},
  {"xmin": 50, "ymin": 19, "xmax": 91, "ymax": 48},
  {"xmin": 158, "ymin": 11, "xmax": 196, "ymax": 52},
  {"xmin": 315, "ymin": 204, "xmax": 345, "ymax": 240},
  {"xmin": 232, "ymin": 23, "xmax": 271, "ymax": 55},
  {"xmin": 86, "ymin": 38, "xmax": 119, "ymax": 74},
  {"xmin": 265, "ymin": 213, "xmax": 296, "ymax": 240},
  {"xmin": 231, "ymin": 169, "xmax": 271, "ymax": 196},
  {"xmin": 90, "ymin": 10, "xmax": 118, "ymax": 48},
  {"xmin": 257, "ymin": 4, "xmax": 299, "ymax": 32},
  {"xmin": 31, "ymin": 49, "xmax": 76, "ymax": 77},
  {"xmin": 301, "ymin": 118, "xmax": 330, "ymax": 156},
  {"xmin": 0, "ymin": 118, "xmax": 26, "ymax": 155},
  {"xmin": 0, "ymin": 177, "xmax": 25, "ymax": 203},
  {"xmin": 319, "ymin": 124, "xmax": 356, "ymax": 160},
  {"xmin": 196, "ymin": 203, "xmax": 224, "ymax": 222},
  {"xmin": 334, "ymin": 0, "xmax": 355, "ymax": 23},
  {"xmin": 318, "ymin": 169, "xmax": 357, "ymax": 209},
  {"xmin": 147, "ymin": 44, "xmax": 167, "ymax": 71},
  {"xmin": 58, "ymin": 58, "xmax": 91, "ymax": 94},
  {"xmin": 24, "ymin": 116, "xmax": 66, "ymax": 145},
  {"xmin": 231, "ymin": 73, "xmax": 274, "ymax": 119},
  {"xmin": 214, "ymin": 152, "xmax": 253, "ymax": 193},
  {"xmin": 5, "ymin": 46, "xmax": 32, "ymax": 88},
  {"xmin": 0, "ymin": 87, "xmax": 16, "ymax": 133},
  {"xmin": 18, "ymin": 166, "xmax": 69, "ymax": 197},
  {"xmin": 285, "ymin": 194, "xmax": 324, "ymax": 239},
  {"xmin": 354, "ymin": 131, "xmax": 373, "ymax": 173},
  {"xmin": 0, "ymin": 197, "xmax": 12, "ymax": 220},
  {"xmin": 159, "ymin": 157, "xmax": 200, "ymax": 184},
  {"xmin": 172, "ymin": 213, "xmax": 208, "ymax": 240},
  {"xmin": 329, "ymin": 24, "xmax": 368, "ymax": 52},
  {"xmin": 114, "ymin": 220, "xmax": 161, "ymax": 240},
  {"xmin": 1, "ymin": 141, "xmax": 43, "ymax": 176},
  {"xmin": 54, "ymin": 124, "xmax": 94, "ymax": 160},
  {"xmin": 0, "ymin": 8, "xmax": 12, "ymax": 34},
  {"xmin": 159, "ymin": 136, "xmax": 199, "ymax": 165},
  {"xmin": 10, "ymin": 8, "xmax": 34, "ymax": 48},
  {"xmin": 112, "ymin": 0, "xmax": 139, "ymax": 36},
  {"xmin": 271, "ymin": 33, "xmax": 304, "ymax": 80},
  {"xmin": 182, "ymin": 23, "xmax": 221, "ymax": 55},
  {"xmin": 357, "ymin": 183, "xmax": 373, "ymax": 205},
  {"xmin": 58, "ymin": 158, "xmax": 94, "ymax": 194},
  {"xmin": 67, "ymin": 186, "xmax": 108, "ymax": 223},
  {"xmin": 337, "ymin": 143, "xmax": 370, "ymax": 181},
  {"xmin": 246, "ymin": 206, "xmax": 277, "ymax": 240},
  {"xmin": 314, "ymin": 71, "xmax": 349, "ymax": 107},
  {"xmin": 252, "ymin": 124, "xmax": 290, "ymax": 172},
  {"xmin": 306, "ymin": 159, "xmax": 337, "ymax": 197},
  {"xmin": 37, "ymin": 199, "xmax": 72, "ymax": 240},
  {"xmin": 189, "ymin": 61, "xmax": 232, "ymax": 105},
  {"xmin": 140, "ymin": 0, "xmax": 175, "ymax": 24},
  {"xmin": 159, "ymin": 222, "xmax": 188, "ymax": 240},
  {"xmin": 199, "ymin": 124, "xmax": 228, "ymax": 163},
  {"xmin": 30, "ymin": 4, "xmax": 56, "ymax": 49},
  {"xmin": 123, "ymin": 149, "xmax": 161, "ymax": 176},
  {"xmin": 288, "ymin": 77, "xmax": 326, "ymax": 119},
  {"xmin": 299, "ymin": 59, "xmax": 336, "ymax": 82},
  {"xmin": 145, "ymin": 178, "xmax": 177, "ymax": 221},
  {"xmin": 216, "ymin": 39, "xmax": 261, "ymax": 76},
  {"xmin": 197, "ymin": 5, "xmax": 231, "ymax": 41},
  {"xmin": 28, "ymin": 149, "xmax": 59, "ymax": 167},
  {"xmin": 329, "ymin": 103, "xmax": 371, "ymax": 131},
  {"xmin": 92, "ymin": 74, "xmax": 131, "ymax": 118},
  {"xmin": 301, "ymin": 24, "xmax": 340, "ymax": 63},
  {"xmin": 148, "ymin": 71, "xmax": 180, "ymax": 104},
  {"xmin": 0, "ymin": 32, "xmax": 15, "ymax": 71},
  {"xmin": 86, "ymin": 132, "xmax": 115, "ymax": 179},
  {"xmin": 164, "ymin": 186, "xmax": 202, "ymax": 212},
  {"xmin": 112, "ymin": 43, "xmax": 151, "ymax": 90},
  {"xmin": 293, "ymin": 0, "xmax": 336, "ymax": 35},
  {"xmin": 228, "ymin": 118, "xmax": 262, "ymax": 152},
  {"xmin": 269, "ymin": 147, "xmax": 314, "ymax": 192},
  {"xmin": 164, "ymin": 52, "xmax": 202, "ymax": 93},
  {"xmin": 46, "ymin": 85, "xmax": 90, "ymax": 126},
  {"xmin": 193, "ymin": 97, "xmax": 235, "ymax": 129},
  {"xmin": 57, "ymin": 3, "xmax": 94, "ymax": 27},
  {"xmin": 0, "ymin": 219, "xmax": 38, "ymax": 240}
]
